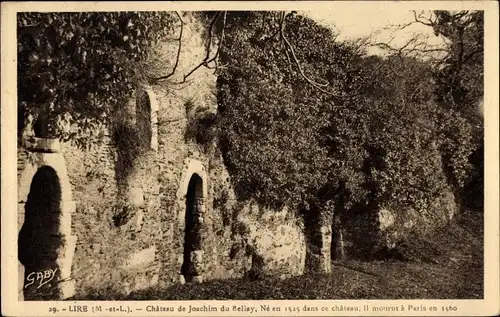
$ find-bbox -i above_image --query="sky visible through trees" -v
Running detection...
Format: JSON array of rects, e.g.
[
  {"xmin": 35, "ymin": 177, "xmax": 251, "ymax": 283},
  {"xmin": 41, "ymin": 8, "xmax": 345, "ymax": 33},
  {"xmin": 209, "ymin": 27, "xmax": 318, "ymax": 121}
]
[{"xmin": 306, "ymin": 10, "xmax": 446, "ymax": 48}]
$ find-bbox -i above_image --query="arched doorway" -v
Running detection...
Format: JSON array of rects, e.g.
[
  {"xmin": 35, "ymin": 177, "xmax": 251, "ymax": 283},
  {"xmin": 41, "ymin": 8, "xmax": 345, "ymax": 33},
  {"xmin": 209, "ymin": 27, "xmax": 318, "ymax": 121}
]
[
  {"xmin": 181, "ymin": 173, "xmax": 204, "ymax": 283},
  {"xmin": 18, "ymin": 166, "xmax": 63, "ymax": 300}
]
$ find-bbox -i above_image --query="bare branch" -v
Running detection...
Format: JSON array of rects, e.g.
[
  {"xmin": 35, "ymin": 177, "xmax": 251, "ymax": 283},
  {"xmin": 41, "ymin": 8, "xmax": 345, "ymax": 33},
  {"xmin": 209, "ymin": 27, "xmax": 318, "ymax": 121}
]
[
  {"xmin": 204, "ymin": 12, "xmax": 222, "ymax": 60},
  {"xmin": 281, "ymin": 38, "xmax": 294, "ymax": 73},
  {"xmin": 369, "ymin": 29, "xmax": 448, "ymax": 64},
  {"xmin": 414, "ymin": 10, "xmax": 435, "ymax": 27},
  {"xmin": 174, "ymin": 11, "xmax": 224, "ymax": 84},
  {"xmin": 280, "ymin": 11, "xmax": 340, "ymax": 97},
  {"xmin": 179, "ymin": 60, "xmax": 207, "ymax": 83},
  {"xmin": 152, "ymin": 11, "xmax": 184, "ymax": 82},
  {"xmin": 280, "ymin": 12, "xmax": 328, "ymax": 88},
  {"xmin": 399, "ymin": 35, "xmax": 421, "ymax": 51},
  {"xmin": 389, "ymin": 20, "xmax": 417, "ymax": 30},
  {"xmin": 162, "ymin": 77, "xmax": 197, "ymax": 90},
  {"xmin": 209, "ymin": 11, "xmax": 227, "ymax": 74}
]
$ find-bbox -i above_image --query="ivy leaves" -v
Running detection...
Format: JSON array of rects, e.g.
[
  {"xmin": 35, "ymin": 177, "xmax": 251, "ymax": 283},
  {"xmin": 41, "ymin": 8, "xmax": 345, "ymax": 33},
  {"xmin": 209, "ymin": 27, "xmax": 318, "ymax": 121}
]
[
  {"xmin": 217, "ymin": 12, "xmax": 362, "ymax": 210},
  {"xmin": 18, "ymin": 12, "xmax": 176, "ymax": 140},
  {"xmin": 217, "ymin": 11, "xmax": 480, "ymax": 216}
]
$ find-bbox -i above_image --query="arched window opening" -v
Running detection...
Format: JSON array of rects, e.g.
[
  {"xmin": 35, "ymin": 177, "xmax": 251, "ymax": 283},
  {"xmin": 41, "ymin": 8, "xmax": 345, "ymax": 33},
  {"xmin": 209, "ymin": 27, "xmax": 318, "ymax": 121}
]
[{"xmin": 136, "ymin": 89, "xmax": 153, "ymax": 149}]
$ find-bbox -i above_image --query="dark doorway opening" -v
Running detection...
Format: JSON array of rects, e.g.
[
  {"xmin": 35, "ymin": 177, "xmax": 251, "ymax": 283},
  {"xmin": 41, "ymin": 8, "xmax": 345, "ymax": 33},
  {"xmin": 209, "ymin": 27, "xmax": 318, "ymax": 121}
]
[
  {"xmin": 181, "ymin": 174, "xmax": 204, "ymax": 282},
  {"xmin": 18, "ymin": 166, "xmax": 63, "ymax": 300}
]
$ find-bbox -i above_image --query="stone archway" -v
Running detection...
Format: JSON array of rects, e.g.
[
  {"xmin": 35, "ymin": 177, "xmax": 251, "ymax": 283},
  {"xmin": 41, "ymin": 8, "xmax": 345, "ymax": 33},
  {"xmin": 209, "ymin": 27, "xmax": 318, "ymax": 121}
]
[
  {"xmin": 17, "ymin": 138, "xmax": 77, "ymax": 300},
  {"xmin": 176, "ymin": 158, "xmax": 208, "ymax": 283},
  {"xmin": 181, "ymin": 174, "xmax": 204, "ymax": 282}
]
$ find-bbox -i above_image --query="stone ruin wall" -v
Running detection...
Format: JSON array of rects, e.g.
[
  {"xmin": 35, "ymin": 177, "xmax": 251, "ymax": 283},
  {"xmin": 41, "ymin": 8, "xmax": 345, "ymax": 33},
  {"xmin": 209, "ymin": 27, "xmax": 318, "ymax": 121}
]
[
  {"xmin": 338, "ymin": 188, "xmax": 457, "ymax": 261},
  {"xmin": 17, "ymin": 13, "xmax": 306, "ymax": 299}
]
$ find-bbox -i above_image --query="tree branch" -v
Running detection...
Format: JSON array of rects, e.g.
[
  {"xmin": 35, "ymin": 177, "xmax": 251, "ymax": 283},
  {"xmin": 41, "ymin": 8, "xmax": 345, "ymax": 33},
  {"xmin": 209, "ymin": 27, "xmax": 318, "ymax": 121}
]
[
  {"xmin": 280, "ymin": 11, "xmax": 340, "ymax": 97},
  {"xmin": 369, "ymin": 29, "xmax": 449, "ymax": 66},
  {"xmin": 209, "ymin": 11, "xmax": 227, "ymax": 74},
  {"xmin": 205, "ymin": 12, "xmax": 221, "ymax": 58},
  {"xmin": 413, "ymin": 10, "xmax": 436, "ymax": 27},
  {"xmin": 371, "ymin": 39, "xmax": 447, "ymax": 56},
  {"xmin": 152, "ymin": 11, "xmax": 184, "ymax": 82},
  {"xmin": 173, "ymin": 11, "xmax": 224, "ymax": 84},
  {"xmin": 281, "ymin": 36, "xmax": 294, "ymax": 74}
]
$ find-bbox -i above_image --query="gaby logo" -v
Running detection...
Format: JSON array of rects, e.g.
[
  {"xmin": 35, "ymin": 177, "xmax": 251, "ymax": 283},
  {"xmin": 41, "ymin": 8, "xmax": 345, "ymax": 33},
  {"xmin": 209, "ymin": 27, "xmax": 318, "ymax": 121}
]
[{"xmin": 25, "ymin": 268, "xmax": 58, "ymax": 289}]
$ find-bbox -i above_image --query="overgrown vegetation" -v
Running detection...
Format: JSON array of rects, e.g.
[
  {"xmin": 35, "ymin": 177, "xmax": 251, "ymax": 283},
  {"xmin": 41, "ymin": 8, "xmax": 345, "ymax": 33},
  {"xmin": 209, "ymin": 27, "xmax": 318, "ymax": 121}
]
[
  {"xmin": 431, "ymin": 11, "xmax": 484, "ymax": 211},
  {"xmin": 18, "ymin": 9, "xmax": 484, "ymax": 300},
  {"xmin": 17, "ymin": 11, "xmax": 177, "ymax": 142},
  {"xmin": 110, "ymin": 99, "xmax": 153, "ymax": 227},
  {"xmin": 213, "ymin": 11, "xmax": 483, "ymax": 222},
  {"xmin": 184, "ymin": 99, "xmax": 218, "ymax": 146}
]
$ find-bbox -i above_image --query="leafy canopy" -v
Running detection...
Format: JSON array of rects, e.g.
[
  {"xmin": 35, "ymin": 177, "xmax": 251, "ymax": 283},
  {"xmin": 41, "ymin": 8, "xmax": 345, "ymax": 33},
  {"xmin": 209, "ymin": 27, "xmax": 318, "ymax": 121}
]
[{"xmin": 216, "ymin": 11, "xmax": 481, "ymax": 215}]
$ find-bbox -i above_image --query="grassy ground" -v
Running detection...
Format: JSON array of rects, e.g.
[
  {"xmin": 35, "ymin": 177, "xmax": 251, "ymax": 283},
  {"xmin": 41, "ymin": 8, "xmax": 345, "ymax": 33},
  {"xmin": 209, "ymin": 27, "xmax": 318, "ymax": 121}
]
[{"xmin": 81, "ymin": 210, "xmax": 483, "ymax": 300}]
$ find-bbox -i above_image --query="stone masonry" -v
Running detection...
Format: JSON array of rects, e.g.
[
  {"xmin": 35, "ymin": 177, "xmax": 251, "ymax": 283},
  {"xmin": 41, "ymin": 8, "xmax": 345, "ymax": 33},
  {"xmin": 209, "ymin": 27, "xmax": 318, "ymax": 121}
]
[{"xmin": 16, "ymin": 13, "xmax": 306, "ymax": 299}]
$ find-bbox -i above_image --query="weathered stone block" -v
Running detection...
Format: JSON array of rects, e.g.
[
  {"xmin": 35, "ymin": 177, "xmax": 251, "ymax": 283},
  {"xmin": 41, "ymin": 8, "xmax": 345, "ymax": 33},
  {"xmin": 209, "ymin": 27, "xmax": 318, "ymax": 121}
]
[
  {"xmin": 59, "ymin": 235, "xmax": 77, "ymax": 280},
  {"xmin": 91, "ymin": 243, "xmax": 101, "ymax": 254},
  {"xmin": 190, "ymin": 250, "xmax": 204, "ymax": 274},
  {"xmin": 129, "ymin": 186, "xmax": 145, "ymax": 207},
  {"xmin": 61, "ymin": 200, "xmax": 76, "ymax": 214},
  {"xmin": 58, "ymin": 279, "xmax": 76, "ymax": 299},
  {"xmin": 27, "ymin": 138, "xmax": 61, "ymax": 153},
  {"xmin": 192, "ymin": 275, "xmax": 203, "ymax": 283},
  {"xmin": 178, "ymin": 274, "xmax": 186, "ymax": 285},
  {"xmin": 135, "ymin": 210, "xmax": 145, "ymax": 231},
  {"xmin": 58, "ymin": 212, "xmax": 73, "ymax": 236},
  {"xmin": 378, "ymin": 208, "xmax": 395, "ymax": 231},
  {"xmin": 151, "ymin": 274, "xmax": 159, "ymax": 285},
  {"xmin": 122, "ymin": 246, "xmax": 156, "ymax": 269},
  {"xmin": 236, "ymin": 202, "xmax": 306, "ymax": 278}
]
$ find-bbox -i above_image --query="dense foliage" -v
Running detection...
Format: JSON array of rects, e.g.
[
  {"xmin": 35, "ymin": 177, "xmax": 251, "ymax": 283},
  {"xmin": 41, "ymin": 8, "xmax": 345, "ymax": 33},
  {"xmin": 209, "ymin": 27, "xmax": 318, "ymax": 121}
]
[
  {"xmin": 432, "ymin": 11, "xmax": 483, "ymax": 120},
  {"xmin": 17, "ymin": 12, "xmax": 176, "ymax": 140},
  {"xmin": 431, "ymin": 11, "xmax": 484, "ymax": 209},
  {"xmin": 216, "ymin": 11, "xmax": 483, "ymax": 215},
  {"xmin": 355, "ymin": 56, "xmax": 443, "ymax": 211},
  {"xmin": 217, "ymin": 13, "xmax": 344, "ymax": 209}
]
